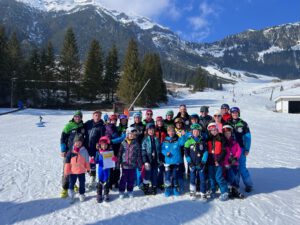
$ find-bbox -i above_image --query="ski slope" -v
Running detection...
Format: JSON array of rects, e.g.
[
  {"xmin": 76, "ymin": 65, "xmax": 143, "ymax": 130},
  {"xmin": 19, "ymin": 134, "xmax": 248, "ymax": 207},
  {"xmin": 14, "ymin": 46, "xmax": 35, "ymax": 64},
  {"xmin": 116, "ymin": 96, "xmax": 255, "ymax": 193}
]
[{"xmin": 0, "ymin": 76, "xmax": 300, "ymax": 225}]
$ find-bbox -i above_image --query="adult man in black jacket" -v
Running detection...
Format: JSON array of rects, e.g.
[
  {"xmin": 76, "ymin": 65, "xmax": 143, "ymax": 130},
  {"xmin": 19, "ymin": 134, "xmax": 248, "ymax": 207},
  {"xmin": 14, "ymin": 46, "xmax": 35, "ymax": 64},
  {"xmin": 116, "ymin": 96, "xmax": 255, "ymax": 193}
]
[{"xmin": 84, "ymin": 110, "xmax": 106, "ymax": 188}]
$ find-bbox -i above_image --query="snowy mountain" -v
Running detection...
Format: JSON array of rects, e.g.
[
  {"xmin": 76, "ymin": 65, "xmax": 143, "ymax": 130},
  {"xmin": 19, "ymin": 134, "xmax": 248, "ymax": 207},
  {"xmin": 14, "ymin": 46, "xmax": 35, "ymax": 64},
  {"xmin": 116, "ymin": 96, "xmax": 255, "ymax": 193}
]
[
  {"xmin": 1, "ymin": 0, "xmax": 300, "ymax": 80},
  {"xmin": 1, "ymin": 72, "xmax": 300, "ymax": 225}
]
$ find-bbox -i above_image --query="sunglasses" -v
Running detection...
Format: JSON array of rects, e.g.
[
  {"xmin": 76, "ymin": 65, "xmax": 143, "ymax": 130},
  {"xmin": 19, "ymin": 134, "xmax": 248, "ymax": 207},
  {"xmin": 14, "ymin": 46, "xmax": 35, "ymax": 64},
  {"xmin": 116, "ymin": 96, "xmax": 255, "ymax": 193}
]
[
  {"xmin": 210, "ymin": 128, "xmax": 218, "ymax": 132},
  {"xmin": 147, "ymin": 113, "xmax": 153, "ymax": 115},
  {"xmin": 214, "ymin": 115, "xmax": 222, "ymax": 117}
]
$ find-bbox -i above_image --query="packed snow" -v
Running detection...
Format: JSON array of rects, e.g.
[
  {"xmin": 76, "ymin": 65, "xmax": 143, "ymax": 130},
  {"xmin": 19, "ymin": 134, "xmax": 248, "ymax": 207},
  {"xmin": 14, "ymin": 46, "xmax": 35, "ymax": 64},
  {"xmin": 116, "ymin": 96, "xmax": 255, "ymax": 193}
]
[{"xmin": 1, "ymin": 76, "xmax": 300, "ymax": 225}]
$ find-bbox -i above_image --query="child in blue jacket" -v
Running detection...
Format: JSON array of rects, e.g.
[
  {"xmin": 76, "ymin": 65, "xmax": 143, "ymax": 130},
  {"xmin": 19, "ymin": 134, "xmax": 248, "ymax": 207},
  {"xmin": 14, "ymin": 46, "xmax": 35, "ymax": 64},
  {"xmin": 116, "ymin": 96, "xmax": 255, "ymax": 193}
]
[
  {"xmin": 93, "ymin": 136, "xmax": 117, "ymax": 203},
  {"xmin": 162, "ymin": 125, "xmax": 186, "ymax": 197}
]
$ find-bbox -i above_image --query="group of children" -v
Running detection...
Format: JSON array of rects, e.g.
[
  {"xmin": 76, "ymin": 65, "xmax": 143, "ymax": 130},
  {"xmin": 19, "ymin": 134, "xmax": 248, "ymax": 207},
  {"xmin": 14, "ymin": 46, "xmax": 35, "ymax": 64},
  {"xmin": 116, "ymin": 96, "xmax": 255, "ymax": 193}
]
[{"xmin": 60, "ymin": 103, "xmax": 253, "ymax": 203}]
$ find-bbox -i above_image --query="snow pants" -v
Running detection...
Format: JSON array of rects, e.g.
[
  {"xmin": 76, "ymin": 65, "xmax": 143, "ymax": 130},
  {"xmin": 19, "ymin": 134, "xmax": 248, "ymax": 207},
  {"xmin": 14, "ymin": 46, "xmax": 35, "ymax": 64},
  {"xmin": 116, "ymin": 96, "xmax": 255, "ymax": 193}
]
[
  {"xmin": 189, "ymin": 166, "xmax": 206, "ymax": 193},
  {"xmin": 119, "ymin": 169, "xmax": 136, "ymax": 192},
  {"xmin": 239, "ymin": 150, "xmax": 253, "ymax": 188},
  {"xmin": 208, "ymin": 165, "xmax": 228, "ymax": 194},
  {"xmin": 226, "ymin": 165, "xmax": 240, "ymax": 188},
  {"xmin": 69, "ymin": 173, "xmax": 86, "ymax": 195},
  {"xmin": 144, "ymin": 166, "xmax": 158, "ymax": 187},
  {"xmin": 164, "ymin": 164, "xmax": 179, "ymax": 188}
]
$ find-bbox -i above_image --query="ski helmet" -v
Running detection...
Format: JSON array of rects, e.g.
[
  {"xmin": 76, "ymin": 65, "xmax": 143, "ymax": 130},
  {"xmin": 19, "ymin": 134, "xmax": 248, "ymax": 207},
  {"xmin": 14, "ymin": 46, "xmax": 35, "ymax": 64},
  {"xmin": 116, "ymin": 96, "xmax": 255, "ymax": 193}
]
[
  {"xmin": 146, "ymin": 123, "xmax": 155, "ymax": 130},
  {"xmin": 109, "ymin": 114, "xmax": 118, "ymax": 121},
  {"xmin": 98, "ymin": 136, "xmax": 110, "ymax": 145},
  {"xmin": 119, "ymin": 114, "xmax": 128, "ymax": 120},
  {"xmin": 222, "ymin": 125, "xmax": 233, "ymax": 132},
  {"xmin": 126, "ymin": 127, "xmax": 137, "ymax": 135},
  {"xmin": 207, "ymin": 122, "xmax": 218, "ymax": 131},
  {"xmin": 190, "ymin": 113, "xmax": 199, "ymax": 120},
  {"xmin": 190, "ymin": 123, "xmax": 202, "ymax": 131},
  {"xmin": 174, "ymin": 117, "xmax": 184, "ymax": 124},
  {"xmin": 133, "ymin": 112, "xmax": 142, "ymax": 118},
  {"xmin": 230, "ymin": 107, "xmax": 240, "ymax": 114}
]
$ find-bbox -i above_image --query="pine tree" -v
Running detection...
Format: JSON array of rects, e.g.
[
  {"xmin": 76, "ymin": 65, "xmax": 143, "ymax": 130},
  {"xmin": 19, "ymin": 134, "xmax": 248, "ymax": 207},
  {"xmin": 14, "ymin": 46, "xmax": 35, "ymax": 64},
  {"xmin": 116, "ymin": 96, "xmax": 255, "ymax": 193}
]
[
  {"xmin": 59, "ymin": 27, "xmax": 81, "ymax": 105},
  {"xmin": 82, "ymin": 39, "xmax": 104, "ymax": 103},
  {"xmin": 40, "ymin": 41, "xmax": 57, "ymax": 106},
  {"xmin": 0, "ymin": 26, "xmax": 9, "ymax": 104},
  {"xmin": 193, "ymin": 67, "xmax": 206, "ymax": 91},
  {"xmin": 104, "ymin": 44, "xmax": 120, "ymax": 102},
  {"xmin": 7, "ymin": 32, "xmax": 25, "ymax": 106},
  {"xmin": 139, "ymin": 53, "xmax": 167, "ymax": 106},
  {"xmin": 117, "ymin": 39, "xmax": 141, "ymax": 104}
]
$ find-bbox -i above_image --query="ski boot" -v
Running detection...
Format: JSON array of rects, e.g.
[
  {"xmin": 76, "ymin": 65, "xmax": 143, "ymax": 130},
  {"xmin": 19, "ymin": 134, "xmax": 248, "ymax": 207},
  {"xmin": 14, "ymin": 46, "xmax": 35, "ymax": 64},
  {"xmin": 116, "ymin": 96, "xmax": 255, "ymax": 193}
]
[
  {"xmin": 128, "ymin": 191, "xmax": 134, "ymax": 198},
  {"xmin": 219, "ymin": 192, "xmax": 229, "ymax": 201},
  {"xmin": 232, "ymin": 187, "xmax": 245, "ymax": 199},
  {"xmin": 119, "ymin": 192, "xmax": 125, "ymax": 199},
  {"xmin": 164, "ymin": 186, "xmax": 172, "ymax": 197},
  {"xmin": 151, "ymin": 186, "xmax": 157, "ymax": 195},
  {"xmin": 190, "ymin": 191, "xmax": 196, "ymax": 201},
  {"xmin": 60, "ymin": 189, "xmax": 68, "ymax": 198},
  {"xmin": 103, "ymin": 194, "xmax": 110, "ymax": 202},
  {"xmin": 199, "ymin": 192, "xmax": 207, "ymax": 202},
  {"xmin": 79, "ymin": 194, "xmax": 85, "ymax": 202},
  {"xmin": 68, "ymin": 189, "xmax": 75, "ymax": 204},
  {"xmin": 245, "ymin": 186, "xmax": 253, "ymax": 193},
  {"xmin": 173, "ymin": 186, "xmax": 180, "ymax": 196},
  {"xmin": 97, "ymin": 182, "xmax": 103, "ymax": 203},
  {"xmin": 142, "ymin": 184, "xmax": 150, "ymax": 195}
]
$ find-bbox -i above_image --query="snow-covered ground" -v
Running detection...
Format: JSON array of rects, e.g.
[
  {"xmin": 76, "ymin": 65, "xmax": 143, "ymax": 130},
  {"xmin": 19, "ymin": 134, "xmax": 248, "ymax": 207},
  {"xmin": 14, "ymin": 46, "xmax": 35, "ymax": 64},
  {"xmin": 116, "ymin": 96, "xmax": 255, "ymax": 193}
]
[{"xmin": 1, "ymin": 76, "xmax": 300, "ymax": 225}]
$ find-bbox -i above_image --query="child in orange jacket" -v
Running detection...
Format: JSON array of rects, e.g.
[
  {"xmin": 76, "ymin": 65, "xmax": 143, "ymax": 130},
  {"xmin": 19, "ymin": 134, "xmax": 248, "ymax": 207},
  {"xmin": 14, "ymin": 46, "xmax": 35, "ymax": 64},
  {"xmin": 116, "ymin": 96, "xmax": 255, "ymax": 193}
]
[{"xmin": 64, "ymin": 134, "xmax": 90, "ymax": 203}]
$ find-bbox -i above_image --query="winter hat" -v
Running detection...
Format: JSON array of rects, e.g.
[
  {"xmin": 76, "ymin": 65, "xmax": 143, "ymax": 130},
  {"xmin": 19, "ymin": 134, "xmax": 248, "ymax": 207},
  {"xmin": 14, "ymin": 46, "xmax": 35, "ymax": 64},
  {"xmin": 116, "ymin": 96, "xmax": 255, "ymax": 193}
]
[
  {"xmin": 146, "ymin": 109, "xmax": 153, "ymax": 115},
  {"xmin": 221, "ymin": 104, "xmax": 230, "ymax": 110},
  {"xmin": 133, "ymin": 112, "xmax": 142, "ymax": 118},
  {"xmin": 207, "ymin": 122, "xmax": 218, "ymax": 131},
  {"xmin": 222, "ymin": 125, "xmax": 233, "ymax": 132},
  {"xmin": 200, "ymin": 106, "xmax": 209, "ymax": 113},
  {"xmin": 156, "ymin": 116, "xmax": 163, "ymax": 121},
  {"xmin": 146, "ymin": 123, "xmax": 155, "ymax": 130},
  {"xmin": 230, "ymin": 107, "xmax": 240, "ymax": 114},
  {"xmin": 74, "ymin": 110, "xmax": 82, "ymax": 118},
  {"xmin": 98, "ymin": 136, "xmax": 110, "ymax": 145},
  {"xmin": 126, "ymin": 127, "xmax": 137, "ymax": 136},
  {"xmin": 166, "ymin": 110, "xmax": 174, "ymax": 116},
  {"xmin": 74, "ymin": 134, "xmax": 84, "ymax": 143},
  {"xmin": 190, "ymin": 113, "xmax": 199, "ymax": 120}
]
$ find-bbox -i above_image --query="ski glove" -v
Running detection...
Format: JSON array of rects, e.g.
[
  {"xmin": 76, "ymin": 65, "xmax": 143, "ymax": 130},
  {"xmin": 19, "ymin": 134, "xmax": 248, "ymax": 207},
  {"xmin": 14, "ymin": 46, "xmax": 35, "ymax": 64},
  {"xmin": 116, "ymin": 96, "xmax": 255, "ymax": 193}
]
[
  {"xmin": 60, "ymin": 143, "xmax": 66, "ymax": 152},
  {"xmin": 228, "ymin": 157, "xmax": 238, "ymax": 165}
]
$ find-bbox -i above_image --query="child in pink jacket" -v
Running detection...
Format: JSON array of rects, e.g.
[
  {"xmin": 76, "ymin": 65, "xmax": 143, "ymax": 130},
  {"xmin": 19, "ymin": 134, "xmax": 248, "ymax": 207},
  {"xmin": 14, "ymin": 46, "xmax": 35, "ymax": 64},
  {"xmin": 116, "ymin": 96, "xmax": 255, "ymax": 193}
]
[
  {"xmin": 64, "ymin": 134, "xmax": 90, "ymax": 203},
  {"xmin": 222, "ymin": 125, "xmax": 244, "ymax": 199}
]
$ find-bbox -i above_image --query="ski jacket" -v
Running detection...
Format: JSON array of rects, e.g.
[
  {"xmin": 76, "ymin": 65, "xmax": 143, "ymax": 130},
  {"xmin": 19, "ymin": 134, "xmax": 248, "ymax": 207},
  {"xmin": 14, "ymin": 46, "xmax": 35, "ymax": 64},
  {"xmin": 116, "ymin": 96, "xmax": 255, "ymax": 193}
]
[
  {"xmin": 224, "ymin": 137, "xmax": 242, "ymax": 167},
  {"xmin": 130, "ymin": 122, "xmax": 146, "ymax": 144},
  {"xmin": 142, "ymin": 135, "xmax": 162, "ymax": 165},
  {"xmin": 199, "ymin": 115, "xmax": 213, "ymax": 131},
  {"xmin": 64, "ymin": 147, "xmax": 90, "ymax": 175},
  {"xmin": 60, "ymin": 120, "xmax": 85, "ymax": 152},
  {"xmin": 95, "ymin": 148, "xmax": 113, "ymax": 182},
  {"xmin": 155, "ymin": 126, "xmax": 167, "ymax": 144},
  {"xmin": 163, "ymin": 119, "xmax": 174, "ymax": 129},
  {"xmin": 206, "ymin": 134, "xmax": 226, "ymax": 165},
  {"xmin": 143, "ymin": 118, "xmax": 155, "ymax": 126},
  {"xmin": 105, "ymin": 123, "xmax": 118, "ymax": 140},
  {"xmin": 184, "ymin": 136, "xmax": 208, "ymax": 166},
  {"xmin": 175, "ymin": 112, "xmax": 191, "ymax": 129},
  {"xmin": 118, "ymin": 139, "xmax": 142, "ymax": 170},
  {"xmin": 84, "ymin": 119, "xmax": 106, "ymax": 156},
  {"xmin": 222, "ymin": 113, "xmax": 232, "ymax": 122},
  {"xmin": 117, "ymin": 124, "xmax": 128, "ymax": 135},
  {"xmin": 161, "ymin": 135, "xmax": 185, "ymax": 165},
  {"xmin": 228, "ymin": 118, "xmax": 251, "ymax": 151}
]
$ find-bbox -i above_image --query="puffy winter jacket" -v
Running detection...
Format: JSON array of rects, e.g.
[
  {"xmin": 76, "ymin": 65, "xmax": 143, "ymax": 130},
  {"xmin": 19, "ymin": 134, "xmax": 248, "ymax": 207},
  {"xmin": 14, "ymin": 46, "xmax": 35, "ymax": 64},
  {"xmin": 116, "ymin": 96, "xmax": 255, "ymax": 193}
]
[
  {"xmin": 95, "ymin": 149, "xmax": 112, "ymax": 182},
  {"xmin": 161, "ymin": 135, "xmax": 185, "ymax": 165},
  {"xmin": 184, "ymin": 136, "xmax": 208, "ymax": 166},
  {"xmin": 207, "ymin": 134, "xmax": 226, "ymax": 165},
  {"xmin": 64, "ymin": 147, "xmax": 90, "ymax": 175},
  {"xmin": 199, "ymin": 115, "xmax": 213, "ymax": 131},
  {"xmin": 224, "ymin": 137, "xmax": 242, "ymax": 167},
  {"xmin": 142, "ymin": 135, "xmax": 162, "ymax": 165},
  {"xmin": 228, "ymin": 118, "xmax": 251, "ymax": 151},
  {"xmin": 84, "ymin": 119, "xmax": 106, "ymax": 156},
  {"xmin": 142, "ymin": 118, "xmax": 155, "ymax": 126},
  {"xmin": 118, "ymin": 139, "xmax": 142, "ymax": 170},
  {"xmin": 60, "ymin": 120, "xmax": 85, "ymax": 152},
  {"xmin": 105, "ymin": 123, "xmax": 118, "ymax": 140},
  {"xmin": 222, "ymin": 113, "xmax": 231, "ymax": 122},
  {"xmin": 175, "ymin": 112, "xmax": 191, "ymax": 130},
  {"xmin": 155, "ymin": 126, "xmax": 167, "ymax": 144}
]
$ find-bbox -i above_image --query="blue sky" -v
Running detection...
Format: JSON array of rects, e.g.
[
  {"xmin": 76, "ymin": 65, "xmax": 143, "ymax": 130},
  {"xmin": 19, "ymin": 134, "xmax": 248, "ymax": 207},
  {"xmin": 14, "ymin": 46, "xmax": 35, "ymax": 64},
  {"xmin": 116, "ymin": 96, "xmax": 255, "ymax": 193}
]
[{"xmin": 100, "ymin": 0, "xmax": 300, "ymax": 43}]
